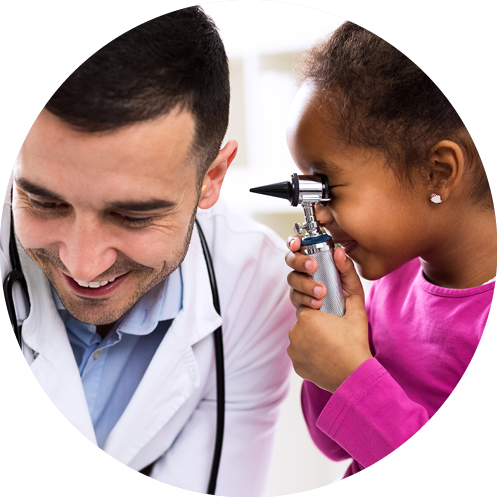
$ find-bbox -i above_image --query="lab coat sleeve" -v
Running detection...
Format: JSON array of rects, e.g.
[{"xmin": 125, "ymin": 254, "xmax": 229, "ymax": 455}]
[
  {"xmin": 213, "ymin": 255, "xmax": 294, "ymax": 497},
  {"xmin": 151, "ymin": 213, "xmax": 294, "ymax": 497}
]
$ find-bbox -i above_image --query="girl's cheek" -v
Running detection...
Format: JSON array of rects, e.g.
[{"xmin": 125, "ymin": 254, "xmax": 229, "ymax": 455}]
[{"xmin": 315, "ymin": 204, "xmax": 336, "ymax": 225}]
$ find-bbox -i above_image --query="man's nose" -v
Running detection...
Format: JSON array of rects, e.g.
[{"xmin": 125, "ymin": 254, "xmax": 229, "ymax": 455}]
[{"xmin": 58, "ymin": 214, "xmax": 117, "ymax": 281}]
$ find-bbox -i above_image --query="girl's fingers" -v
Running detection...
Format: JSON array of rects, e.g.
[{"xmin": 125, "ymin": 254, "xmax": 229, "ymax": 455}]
[
  {"xmin": 287, "ymin": 270, "xmax": 327, "ymax": 300},
  {"xmin": 285, "ymin": 234, "xmax": 324, "ymax": 298},
  {"xmin": 285, "ymin": 250, "xmax": 318, "ymax": 274},
  {"xmin": 289, "ymin": 288, "xmax": 323, "ymax": 310},
  {"xmin": 333, "ymin": 246, "xmax": 365, "ymax": 300},
  {"xmin": 286, "ymin": 235, "xmax": 302, "ymax": 252}
]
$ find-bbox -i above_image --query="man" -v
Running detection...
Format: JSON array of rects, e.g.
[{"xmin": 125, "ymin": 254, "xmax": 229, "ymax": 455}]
[{"xmin": 0, "ymin": 7, "xmax": 293, "ymax": 496}]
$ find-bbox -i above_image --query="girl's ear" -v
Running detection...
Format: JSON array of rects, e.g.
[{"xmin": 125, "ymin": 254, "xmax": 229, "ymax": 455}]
[
  {"xmin": 197, "ymin": 140, "xmax": 238, "ymax": 210},
  {"xmin": 426, "ymin": 140, "xmax": 465, "ymax": 202}
]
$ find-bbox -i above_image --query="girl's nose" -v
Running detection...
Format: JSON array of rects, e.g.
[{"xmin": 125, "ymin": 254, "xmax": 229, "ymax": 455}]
[
  {"xmin": 315, "ymin": 203, "xmax": 336, "ymax": 226},
  {"xmin": 57, "ymin": 215, "xmax": 117, "ymax": 282}
]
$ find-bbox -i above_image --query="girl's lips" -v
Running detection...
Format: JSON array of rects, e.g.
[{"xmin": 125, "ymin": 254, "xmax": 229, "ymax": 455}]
[
  {"xmin": 62, "ymin": 272, "xmax": 129, "ymax": 297},
  {"xmin": 336, "ymin": 240, "xmax": 358, "ymax": 254}
]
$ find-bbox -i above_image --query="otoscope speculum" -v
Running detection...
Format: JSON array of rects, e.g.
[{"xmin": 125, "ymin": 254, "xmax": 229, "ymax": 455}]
[{"xmin": 250, "ymin": 173, "xmax": 330, "ymax": 237}]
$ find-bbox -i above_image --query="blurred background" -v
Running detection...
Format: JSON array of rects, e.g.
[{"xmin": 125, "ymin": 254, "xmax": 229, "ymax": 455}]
[{"xmin": 201, "ymin": 2, "xmax": 371, "ymax": 495}]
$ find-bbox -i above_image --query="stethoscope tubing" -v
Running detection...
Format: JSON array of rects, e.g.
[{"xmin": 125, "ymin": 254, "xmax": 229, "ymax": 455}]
[
  {"xmin": 195, "ymin": 219, "xmax": 225, "ymax": 495},
  {"xmin": 3, "ymin": 212, "xmax": 29, "ymax": 347}
]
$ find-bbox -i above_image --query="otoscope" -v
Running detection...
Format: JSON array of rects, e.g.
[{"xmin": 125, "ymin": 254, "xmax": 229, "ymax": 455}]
[{"xmin": 250, "ymin": 174, "xmax": 345, "ymax": 317}]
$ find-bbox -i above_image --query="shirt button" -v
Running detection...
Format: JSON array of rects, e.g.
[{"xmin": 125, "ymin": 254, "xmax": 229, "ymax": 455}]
[{"xmin": 93, "ymin": 349, "xmax": 103, "ymax": 360}]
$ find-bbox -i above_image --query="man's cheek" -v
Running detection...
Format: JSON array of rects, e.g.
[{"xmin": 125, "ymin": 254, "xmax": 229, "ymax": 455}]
[
  {"xmin": 123, "ymin": 235, "xmax": 176, "ymax": 270},
  {"xmin": 13, "ymin": 213, "xmax": 53, "ymax": 251}
]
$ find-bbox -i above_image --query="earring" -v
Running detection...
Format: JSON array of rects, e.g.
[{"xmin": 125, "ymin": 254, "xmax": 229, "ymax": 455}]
[{"xmin": 430, "ymin": 193, "xmax": 442, "ymax": 204}]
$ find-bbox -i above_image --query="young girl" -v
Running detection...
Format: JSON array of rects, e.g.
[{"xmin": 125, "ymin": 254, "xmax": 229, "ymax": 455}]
[{"xmin": 284, "ymin": 21, "xmax": 496, "ymax": 477}]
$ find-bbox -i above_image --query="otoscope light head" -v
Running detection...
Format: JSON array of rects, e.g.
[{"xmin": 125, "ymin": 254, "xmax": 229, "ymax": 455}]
[{"xmin": 250, "ymin": 173, "xmax": 330, "ymax": 206}]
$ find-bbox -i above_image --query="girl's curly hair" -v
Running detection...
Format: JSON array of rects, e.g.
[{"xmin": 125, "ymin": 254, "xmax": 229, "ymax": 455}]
[{"xmin": 297, "ymin": 21, "xmax": 491, "ymax": 207}]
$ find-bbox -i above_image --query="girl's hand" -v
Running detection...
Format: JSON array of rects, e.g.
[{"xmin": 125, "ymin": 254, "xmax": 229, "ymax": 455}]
[
  {"xmin": 288, "ymin": 294, "xmax": 372, "ymax": 393},
  {"xmin": 285, "ymin": 235, "xmax": 365, "ymax": 310}
]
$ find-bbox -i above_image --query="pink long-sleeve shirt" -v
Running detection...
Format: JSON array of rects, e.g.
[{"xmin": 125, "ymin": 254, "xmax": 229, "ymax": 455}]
[{"xmin": 301, "ymin": 258, "xmax": 495, "ymax": 477}]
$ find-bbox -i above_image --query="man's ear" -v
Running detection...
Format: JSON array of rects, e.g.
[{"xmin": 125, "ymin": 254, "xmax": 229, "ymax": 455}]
[
  {"xmin": 426, "ymin": 140, "xmax": 465, "ymax": 202},
  {"xmin": 198, "ymin": 139, "xmax": 238, "ymax": 210}
]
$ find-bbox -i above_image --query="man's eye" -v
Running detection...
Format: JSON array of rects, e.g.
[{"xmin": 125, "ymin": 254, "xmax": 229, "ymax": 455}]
[
  {"xmin": 30, "ymin": 199, "xmax": 65, "ymax": 210},
  {"xmin": 118, "ymin": 214, "xmax": 152, "ymax": 227}
]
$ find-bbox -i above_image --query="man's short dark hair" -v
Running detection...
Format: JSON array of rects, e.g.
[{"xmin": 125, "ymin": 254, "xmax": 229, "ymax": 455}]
[{"xmin": 45, "ymin": 6, "xmax": 230, "ymax": 182}]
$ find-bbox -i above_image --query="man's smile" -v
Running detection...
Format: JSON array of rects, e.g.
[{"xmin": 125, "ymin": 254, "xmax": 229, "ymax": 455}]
[{"xmin": 62, "ymin": 271, "xmax": 130, "ymax": 298}]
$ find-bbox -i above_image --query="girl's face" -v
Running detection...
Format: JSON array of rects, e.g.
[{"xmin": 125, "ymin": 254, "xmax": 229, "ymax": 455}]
[{"xmin": 286, "ymin": 84, "xmax": 437, "ymax": 281}]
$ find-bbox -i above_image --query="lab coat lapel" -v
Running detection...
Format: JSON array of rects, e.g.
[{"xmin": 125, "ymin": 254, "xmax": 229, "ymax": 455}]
[
  {"xmin": 104, "ymin": 224, "xmax": 222, "ymax": 465},
  {"xmin": 20, "ymin": 249, "xmax": 96, "ymax": 445}
]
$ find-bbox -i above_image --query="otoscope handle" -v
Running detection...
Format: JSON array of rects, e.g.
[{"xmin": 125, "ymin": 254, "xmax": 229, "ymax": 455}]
[{"xmin": 301, "ymin": 235, "xmax": 345, "ymax": 317}]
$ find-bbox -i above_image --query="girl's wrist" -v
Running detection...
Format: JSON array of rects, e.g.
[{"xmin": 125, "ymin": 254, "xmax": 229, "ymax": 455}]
[{"xmin": 325, "ymin": 353, "xmax": 373, "ymax": 393}]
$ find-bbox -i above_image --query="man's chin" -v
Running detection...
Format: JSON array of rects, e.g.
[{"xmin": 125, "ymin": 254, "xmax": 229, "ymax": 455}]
[
  {"xmin": 56, "ymin": 294, "xmax": 135, "ymax": 326},
  {"xmin": 51, "ymin": 269, "xmax": 169, "ymax": 326},
  {"xmin": 50, "ymin": 269, "xmax": 148, "ymax": 326}
]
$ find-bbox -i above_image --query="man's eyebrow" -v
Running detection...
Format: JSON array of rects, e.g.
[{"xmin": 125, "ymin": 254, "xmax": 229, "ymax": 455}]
[
  {"xmin": 15, "ymin": 177, "xmax": 64, "ymax": 200},
  {"xmin": 106, "ymin": 199, "xmax": 176, "ymax": 212},
  {"xmin": 16, "ymin": 176, "xmax": 175, "ymax": 212}
]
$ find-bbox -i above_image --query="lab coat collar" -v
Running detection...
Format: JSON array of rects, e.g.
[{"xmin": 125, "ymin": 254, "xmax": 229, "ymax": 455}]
[
  {"xmin": 3, "ymin": 173, "xmax": 95, "ymax": 441},
  {"xmin": 103, "ymin": 221, "xmax": 223, "ymax": 463},
  {"xmin": 19, "ymin": 249, "xmax": 97, "ymax": 443},
  {"xmin": 181, "ymin": 219, "xmax": 223, "ymax": 346}
]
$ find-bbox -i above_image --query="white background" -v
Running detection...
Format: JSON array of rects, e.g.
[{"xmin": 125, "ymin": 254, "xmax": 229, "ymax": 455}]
[{"xmin": 0, "ymin": 1, "xmax": 495, "ymax": 496}]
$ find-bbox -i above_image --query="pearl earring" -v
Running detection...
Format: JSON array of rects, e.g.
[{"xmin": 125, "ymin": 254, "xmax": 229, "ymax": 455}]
[{"xmin": 430, "ymin": 193, "xmax": 442, "ymax": 204}]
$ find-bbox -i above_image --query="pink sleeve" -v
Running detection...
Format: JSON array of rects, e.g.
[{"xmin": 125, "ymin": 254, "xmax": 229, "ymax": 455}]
[
  {"xmin": 315, "ymin": 357, "xmax": 429, "ymax": 468},
  {"xmin": 301, "ymin": 381, "xmax": 351, "ymax": 461}
]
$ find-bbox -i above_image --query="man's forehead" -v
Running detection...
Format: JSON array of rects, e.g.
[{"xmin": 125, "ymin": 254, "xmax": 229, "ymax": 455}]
[
  {"xmin": 15, "ymin": 108, "xmax": 200, "ymax": 210},
  {"xmin": 19, "ymin": 108, "xmax": 197, "ymax": 179}
]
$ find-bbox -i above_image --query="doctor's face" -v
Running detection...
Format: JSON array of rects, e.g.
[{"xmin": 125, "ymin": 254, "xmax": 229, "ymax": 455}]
[{"xmin": 13, "ymin": 108, "xmax": 203, "ymax": 326}]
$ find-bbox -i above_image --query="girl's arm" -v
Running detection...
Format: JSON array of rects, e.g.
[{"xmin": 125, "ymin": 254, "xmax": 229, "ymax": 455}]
[
  {"xmin": 309, "ymin": 356, "xmax": 430, "ymax": 469},
  {"xmin": 301, "ymin": 380, "xmax": 352, "ymax": 463}
]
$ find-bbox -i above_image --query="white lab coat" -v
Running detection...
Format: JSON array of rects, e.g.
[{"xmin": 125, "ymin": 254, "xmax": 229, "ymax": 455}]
[{"xmin": 0, "ymin": 180, "xmax": 295, "ymax": 497}]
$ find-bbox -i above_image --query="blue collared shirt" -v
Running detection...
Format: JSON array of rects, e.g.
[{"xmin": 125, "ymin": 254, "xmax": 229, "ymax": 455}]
[{"xmin": 52, "ymin": 268, "xmax": 183, "ymax": 448}]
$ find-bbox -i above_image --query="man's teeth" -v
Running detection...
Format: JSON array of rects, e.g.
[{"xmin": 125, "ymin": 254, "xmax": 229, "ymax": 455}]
[{"xmin": 73, "ymin": 277, "xmax": 116, "ymax": 288}]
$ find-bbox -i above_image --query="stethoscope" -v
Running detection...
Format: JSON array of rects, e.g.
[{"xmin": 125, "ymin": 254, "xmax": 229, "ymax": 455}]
[
  {"xmin": 3, "ymin": 212, "xmax": 30, "ymax": 348},
  {"xmin": 2, "ymin": 213, "xmax": 225, "ymax": 495}
]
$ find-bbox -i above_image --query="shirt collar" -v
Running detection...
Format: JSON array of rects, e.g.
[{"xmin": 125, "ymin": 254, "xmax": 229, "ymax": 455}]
[{"xmin": 52, "ymin": 267, "xmax": 183, "ymax": 338}]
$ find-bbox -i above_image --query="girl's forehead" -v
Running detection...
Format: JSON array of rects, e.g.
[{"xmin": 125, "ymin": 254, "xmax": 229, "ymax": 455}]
[
  {"xmin": 287, "ymin": 83, "xmax": 331, "ymax": 132},
  {"xmin": 287, "ymin": 85, "xmax": 350, "ymax": 172},
  {"xmin": 287, "ymin": 84, "xmax": 394, "ymax": 183}
]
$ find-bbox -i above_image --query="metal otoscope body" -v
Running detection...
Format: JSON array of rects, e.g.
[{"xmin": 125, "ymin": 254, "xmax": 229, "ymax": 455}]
[{"xmin": 250, "ymin": 174, "xmax": 345, "ymax": 317}]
